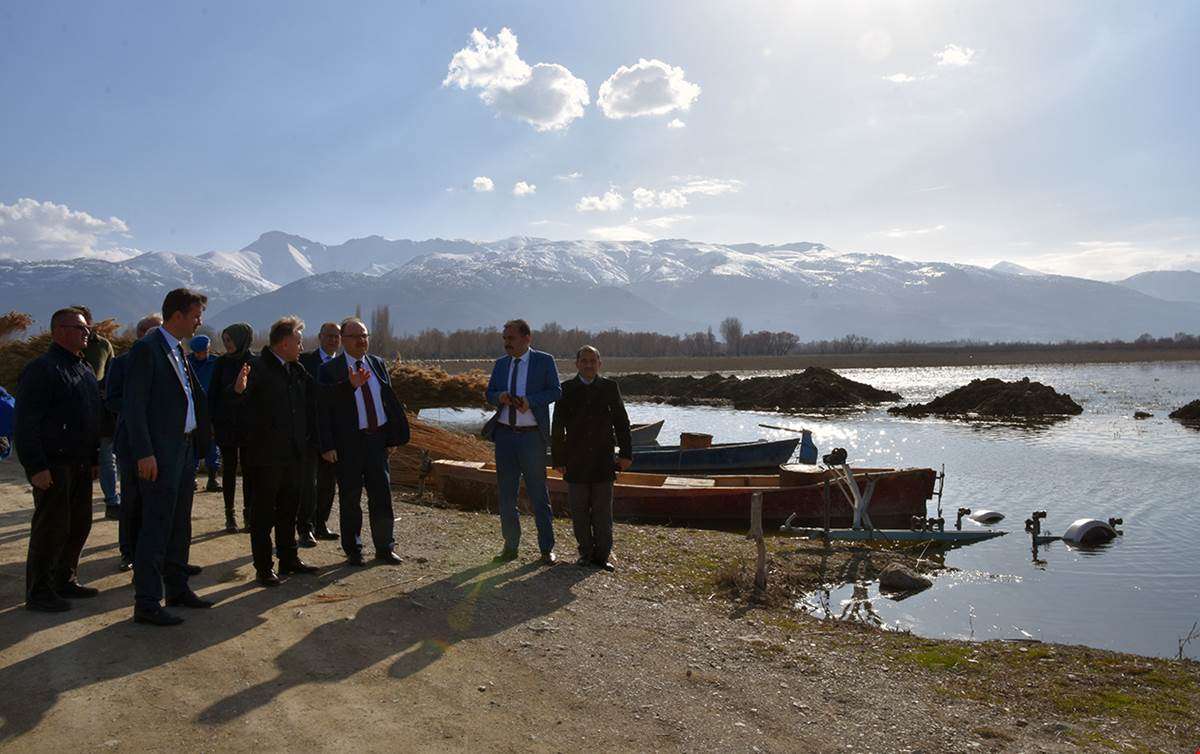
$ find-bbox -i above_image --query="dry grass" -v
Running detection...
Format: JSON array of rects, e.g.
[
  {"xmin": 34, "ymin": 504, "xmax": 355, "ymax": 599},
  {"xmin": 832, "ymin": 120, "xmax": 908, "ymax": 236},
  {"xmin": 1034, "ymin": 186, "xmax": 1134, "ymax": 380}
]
[
  {"xmin": 387, "ymin": 414, "xmax": 493, "ymax": 488},
  {"xmin": 387, "ymin": 361, "xmax": 488, "ymax": 410}
]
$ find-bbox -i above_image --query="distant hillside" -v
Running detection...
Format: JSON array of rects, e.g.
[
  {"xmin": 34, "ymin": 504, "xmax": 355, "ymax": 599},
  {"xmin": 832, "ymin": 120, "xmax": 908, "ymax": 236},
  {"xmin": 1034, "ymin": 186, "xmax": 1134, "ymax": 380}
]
[{"xmin": 1119, "ymin": 270, "xmax": 1200, "ymax": 305}]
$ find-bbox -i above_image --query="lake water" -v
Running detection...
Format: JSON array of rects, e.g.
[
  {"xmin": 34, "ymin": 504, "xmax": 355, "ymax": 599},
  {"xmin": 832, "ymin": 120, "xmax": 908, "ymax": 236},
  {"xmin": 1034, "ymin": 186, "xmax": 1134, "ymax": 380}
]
[{"xmin": 421, "ymin": 361, "xmax": 1200, "ymax": 660}]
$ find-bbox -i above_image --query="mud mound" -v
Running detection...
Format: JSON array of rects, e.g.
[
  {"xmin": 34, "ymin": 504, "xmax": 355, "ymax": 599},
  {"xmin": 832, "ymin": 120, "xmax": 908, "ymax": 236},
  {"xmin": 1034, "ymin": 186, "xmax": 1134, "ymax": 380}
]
[
  {"xmin": 388, "ymin": 361, "xmax": 487, "ymax": 411},
  {"xmin": 1168, "ymin": 399, "xmax": 1200, "ymax": 424},
  {"xmin": 888, "ymin": 377, "xmax": 1083, "ymax": 418},
  {"xmin": 614, "ymin": 366, "xmax": 899, "ymax": 412}
]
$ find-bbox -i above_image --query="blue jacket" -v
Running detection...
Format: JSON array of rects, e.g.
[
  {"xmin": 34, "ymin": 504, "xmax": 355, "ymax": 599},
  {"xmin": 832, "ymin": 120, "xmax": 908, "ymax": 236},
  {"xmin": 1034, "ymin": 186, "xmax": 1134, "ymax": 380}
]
[
  {"xmin": 0, "ymin": 386, "xmax": 16, "ymax": 461},
  {"xmin": 486, "ymin": 348, "xmax": 561, "ymax": 443},
  {"xmin": 121, "ymin": 329, "xmax": 211, "ymax": 468}
]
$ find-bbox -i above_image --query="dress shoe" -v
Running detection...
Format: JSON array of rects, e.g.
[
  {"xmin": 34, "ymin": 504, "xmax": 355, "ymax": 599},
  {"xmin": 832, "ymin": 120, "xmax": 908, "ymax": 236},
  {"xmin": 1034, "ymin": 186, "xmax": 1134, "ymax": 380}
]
[
  {"xmin": 297, "ymin": 532, "xmax": 318, "ymax": 548},
  {"xmin": 118, "ymin": 557, "xmax": 133, "ymax": 572},
  {"xmin": 492, "ymin": 548, "xmax": 519, "ymax": 563},
  {"xmin": 279, "ymin": 560, "xmax": 319, "ymax": 575},
  {"xmin": 540, "ymin": 551, "xmax": 557, "ymax": 566},
  {"xmin": 104, "ymin": 505, "xmax": 121, "ymax": 521},
  {"xmin": 257, "ymin": 570, "xmax": 281, "ymax": 587},
  {"xmin": 58, "ymin": 582, "xmax": 99, "ymax": 598},
  {"xmin": 26, "ymin": 594, "xmax": 71, "ymax": 613},
  {"xmin": 598, "ymin": 561, "xmax": 616, "ymax": 572},
  {"xmin": 166, "ymin": 591, "xmax": 214, "ymax": 609},
  {"xmin": 314, "ymin": 528, "xmax": 339, "ymax": 541},
  {"xmin": 224, "ymin": 516, "xmax": 238, "ymax": 534},
  {"xmin": 134, "ymin": 607, "xmax": 184, "ymax": 626},
  {"xmin": 345, "ymin": 553, "xmax": 367, "ymax": 567},
  {"xmin": 374, "ymin": 550, "xmax": 403, "ymax": 565},
  {"xmin": 183, "ymin": 563, "xmax": 203, "ymax": 576},
  {"xmin": 206, "ymin": 478, "xmax": 222, "ymax": 493}
]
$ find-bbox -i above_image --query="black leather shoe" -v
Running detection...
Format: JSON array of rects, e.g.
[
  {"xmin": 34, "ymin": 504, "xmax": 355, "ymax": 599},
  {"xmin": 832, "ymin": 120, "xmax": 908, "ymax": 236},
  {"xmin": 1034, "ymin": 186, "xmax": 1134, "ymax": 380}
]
[
  {"xmin": 133, "ymin": 607, "xmax": 183, "ymax": 626},
  {"xmin": 257, "ymin": 570, "xmax": 281, "ymax": 587},
  {"xmin": 26, "ymin": 594, "xmax": 71, "ymax": 613},
  {"xmin": 493, "ymin": 549, "xmax": 519, "ymax": 563},
  {"xmin": 224, "ymin": 516, "xmax": 238, "ymax": 534},
  {"xmin": 345, "ymin": 553, "xmax": 367, "ymax": 567},
  {"xmin": 540, "ymin": 551, "xmax": 557, "ymax": 566},
  {"xmin": 166, "ymin": 591, "xmax": 213, "ymax": 609},
  {"xmin": 104, "ymin": 505, "xmax": 121, "ymax": 521},
  {"xmin": 118, "ymin": 557, "xmax": 133, "ymax": 572},
  {"xmin": 206, "ymin": 478, "xmax": 222, "ymax": 493},
  {"xmin": 314, "ymin": 528, "xmax": 339, "ymax": 541},
  {"xmin": 374, "ymin": 550, "xmax": 403, "ymax": 565},
  {"xmin": 598, "ymin": 561, "xmax": 616, "ymax": 572},
  {"xmin": 279, "ymin": 560, "xmax": 319, "ymax": 575},
  {"xmin": 183, "ymin": 563, "xmax": 203, "ymax": 576},
  {"xmin": 297, "ymin": 533, "xmax": 318, "ymax": 548},
  {"xmin": 58, "ymin": 582, "xmax": 99, "ymax": 598}
]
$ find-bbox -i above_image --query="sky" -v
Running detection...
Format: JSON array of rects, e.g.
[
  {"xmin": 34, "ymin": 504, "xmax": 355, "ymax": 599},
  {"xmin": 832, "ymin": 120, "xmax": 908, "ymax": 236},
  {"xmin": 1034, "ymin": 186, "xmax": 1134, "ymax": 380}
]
[{"xmin": 1, "ymin": 0, "xmax": 1197, "ymax": 280}]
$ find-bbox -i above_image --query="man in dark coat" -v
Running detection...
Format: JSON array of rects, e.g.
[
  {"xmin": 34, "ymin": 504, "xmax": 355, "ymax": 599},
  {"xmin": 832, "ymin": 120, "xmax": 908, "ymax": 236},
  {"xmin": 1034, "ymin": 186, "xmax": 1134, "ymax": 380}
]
[
  {"xmin": 318, "ymin": 317, "xmax": 409, "ymax": 566},
  {"xmin": 106, "ymin": 313, "xmax": 163, "ymax": 571},
  {"xmin": 550, "ymin": 346, "xmax": 632, "ymax": 572},
  {"xmin": 209, "ymin": 323, "xmax": 255, "ymax": 532},
  {"xmin": 122, "ymin": 288, "xmax": 213, "ymax": 626},
  {"xmin": 296, "ymin": 321, "xmax": 341, "ymax": 546},
  {"xmin": 231, "ymin": 316, "xmax": 319, "ymax": 586},
  {"xmin": 14, "ymin": 307, "xmax": 103, "ymax": 612}
]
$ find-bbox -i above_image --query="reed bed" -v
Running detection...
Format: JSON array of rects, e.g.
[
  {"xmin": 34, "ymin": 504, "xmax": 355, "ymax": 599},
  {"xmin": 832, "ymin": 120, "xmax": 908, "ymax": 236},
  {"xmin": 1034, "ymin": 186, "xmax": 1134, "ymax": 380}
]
[
  {"xmin": 388, "ymin": 414, "xmax": 493, "ymax": 488},
  {"xmin": 386, "ymin": 361, "xmax": 488, "ymax": 411}
]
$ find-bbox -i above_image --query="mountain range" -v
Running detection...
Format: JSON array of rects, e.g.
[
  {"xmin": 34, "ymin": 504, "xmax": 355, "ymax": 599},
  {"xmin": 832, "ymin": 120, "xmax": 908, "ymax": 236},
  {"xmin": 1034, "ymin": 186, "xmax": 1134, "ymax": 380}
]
[{"xmin": 2, "ymin": 232, "xmax": 1198, "ymax": 342}]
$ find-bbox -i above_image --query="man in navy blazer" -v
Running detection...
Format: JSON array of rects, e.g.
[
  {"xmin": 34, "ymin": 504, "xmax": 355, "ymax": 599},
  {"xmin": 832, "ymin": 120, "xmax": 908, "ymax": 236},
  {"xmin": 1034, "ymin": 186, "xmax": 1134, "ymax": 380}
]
[
  {"xmin": 296, "ymin": 321, "xmax": 341, "ymax": 546},
  {"xmin": 122, "ymin": 288, "xmax": 213, "ymax": 626},
  {"xmin": 485, "ymin": 318, "xmax": 561, "ymax": 564},
  {"xmin": 318, "ymin": 317, "xmax": 409, "ymax": 565}
]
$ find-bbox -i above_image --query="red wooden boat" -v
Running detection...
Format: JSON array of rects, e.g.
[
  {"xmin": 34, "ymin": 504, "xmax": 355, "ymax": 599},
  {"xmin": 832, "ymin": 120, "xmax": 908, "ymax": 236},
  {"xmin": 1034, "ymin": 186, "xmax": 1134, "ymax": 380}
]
[{"xmin": 431, "ymin": 461, "xmax": 937, "ymax": 530}]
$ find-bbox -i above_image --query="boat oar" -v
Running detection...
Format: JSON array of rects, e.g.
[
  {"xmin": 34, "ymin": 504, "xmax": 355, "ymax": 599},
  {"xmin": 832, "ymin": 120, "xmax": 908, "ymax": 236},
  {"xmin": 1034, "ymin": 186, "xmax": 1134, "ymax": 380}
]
[{"xmin": 759, "ymin": 423, "xmax": 808, "ymax": 433}]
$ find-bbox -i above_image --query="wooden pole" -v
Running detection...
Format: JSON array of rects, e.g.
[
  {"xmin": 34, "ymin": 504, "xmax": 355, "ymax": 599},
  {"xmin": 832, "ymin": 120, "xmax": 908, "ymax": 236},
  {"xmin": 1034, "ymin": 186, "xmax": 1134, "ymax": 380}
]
[{"xmin": 748, "ymin": 491, "xmax": 767, "ymax": 595}]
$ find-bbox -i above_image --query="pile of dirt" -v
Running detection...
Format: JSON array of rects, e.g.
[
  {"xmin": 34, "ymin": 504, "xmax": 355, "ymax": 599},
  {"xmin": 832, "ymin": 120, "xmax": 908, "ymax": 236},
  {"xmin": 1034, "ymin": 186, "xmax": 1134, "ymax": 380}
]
[
  {"xmin": 888, "ymin": 377, "xmax": 1083, "ymax": 418},
  {"xmin": 387, "ymin": 361, "xmax": 488, "ymax": 411},
  {"xmin": 613, "ymin": 366, "xmax": 900, "ymax": 412},
  {"xmin": 1169, "ymin": 399, "xmax": 1200, "ymax": 424}
]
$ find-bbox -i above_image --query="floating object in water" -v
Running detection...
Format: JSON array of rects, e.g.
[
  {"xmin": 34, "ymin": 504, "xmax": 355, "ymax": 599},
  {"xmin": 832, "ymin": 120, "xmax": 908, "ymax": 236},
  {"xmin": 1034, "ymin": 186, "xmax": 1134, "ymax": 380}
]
[
  {"xmin": 969, "ymin": 509, "xmax": 1005, "ymax": 525},
  {"xmin": 1024, "ymin": 510, "xmax": 1060, "ymax": 545},
  {"xmin": 1062, "ymin": 517, "xmax": 1123, "ymax": 545}
]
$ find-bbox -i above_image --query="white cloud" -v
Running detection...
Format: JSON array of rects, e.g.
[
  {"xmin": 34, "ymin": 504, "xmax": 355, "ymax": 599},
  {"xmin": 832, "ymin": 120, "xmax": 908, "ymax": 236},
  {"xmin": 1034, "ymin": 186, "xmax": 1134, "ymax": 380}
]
[
  {"xmin": 632, "ymin": 187, "xmax": 689, "ymax": 210},
  {"xmin": 587, "ymin": 213, "xmax": 692, "ymax": 242},
  {"xmin": 1009, "ymin": 241, "xmax": 1200, "ymax": 281},
  {"xmin": 667, "ymin": 118, "xmax": 686, "ymax": 129},
  {"xmin": 882, "ymin": 224, "xmax": 946, "ymax": 239},
  {"xmin": 555, "ymin": 171, "xmax": 582, "ymax": 181},
  {"xmin": 642, "ymin": 214, "xmax": 692, "ymax": 231},
  {"xmin": 0, "ymin": 197, "xmax": 139, "ymax": 262},
  {"xmin": 473, "ymin": 176, "xmax": 495, "ymax": 192},
  {"xmin": 597, "ymin": 58, "xmax": 701, "ymax": 119},
  {"xmin": 512, "ymin": 181, "xmax": 536, "ymax": 197},
  {"xmin": 676, "ymin": 177, "xmax": 744, "ymax": 197},
  {"xmin": 882, "ymin": 73, "xmax": 917, "ymax": 84},
  {"xmin": 443, "ymin": 28, "xmax": 589, "ymax": 132},
  {"xmin": 576, "ymin": 190, "xmax": 625, "ymax": 212},
  {"xmin": 935, "ymin": 44, "xmax": 976, "ymax": 67}
]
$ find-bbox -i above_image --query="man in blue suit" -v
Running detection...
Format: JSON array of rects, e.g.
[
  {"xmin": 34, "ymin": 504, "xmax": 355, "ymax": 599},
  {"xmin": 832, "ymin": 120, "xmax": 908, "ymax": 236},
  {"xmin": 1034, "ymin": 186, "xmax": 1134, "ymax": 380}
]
[
  {"xmin": 485, "ymin": 318, "xmax": 561, "ymax": 564},
  {"xmin": 122, "ymin": 288, "xmax": 213, "ymax": 626}
]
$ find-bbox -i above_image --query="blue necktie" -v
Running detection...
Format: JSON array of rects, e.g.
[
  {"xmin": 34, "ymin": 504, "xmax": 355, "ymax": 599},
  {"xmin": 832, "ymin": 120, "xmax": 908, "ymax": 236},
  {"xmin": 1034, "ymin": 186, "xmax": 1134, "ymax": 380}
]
[{"xmin": 508, "ymin": 357, "xmax": 520, "ymax": 426}]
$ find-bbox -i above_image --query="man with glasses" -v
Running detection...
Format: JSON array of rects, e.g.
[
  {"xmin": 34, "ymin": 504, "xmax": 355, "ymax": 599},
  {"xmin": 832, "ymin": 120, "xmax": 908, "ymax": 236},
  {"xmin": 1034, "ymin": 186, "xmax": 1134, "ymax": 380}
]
[
  {"xmin": 318, "ymin": 317, "xmax": 409, "ymax": 566},
  {"xmin": 13, "ymin": 307, "xmax": 103, "ymax": 612}
]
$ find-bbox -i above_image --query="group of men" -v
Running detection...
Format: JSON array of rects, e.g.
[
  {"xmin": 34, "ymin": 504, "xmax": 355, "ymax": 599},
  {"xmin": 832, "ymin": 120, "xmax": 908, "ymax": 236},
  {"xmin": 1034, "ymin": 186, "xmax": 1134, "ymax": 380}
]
[{"xmin": 12, "ymin": 297, "xmax": 634, "ymax": 626}]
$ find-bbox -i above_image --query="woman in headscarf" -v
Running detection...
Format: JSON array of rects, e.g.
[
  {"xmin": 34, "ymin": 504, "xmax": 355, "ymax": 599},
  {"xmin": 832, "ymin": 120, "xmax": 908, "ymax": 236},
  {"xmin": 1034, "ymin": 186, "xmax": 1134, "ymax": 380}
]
[{"xmin": 209, "ymin": 323, "xmax": 255, "ymax": 533}]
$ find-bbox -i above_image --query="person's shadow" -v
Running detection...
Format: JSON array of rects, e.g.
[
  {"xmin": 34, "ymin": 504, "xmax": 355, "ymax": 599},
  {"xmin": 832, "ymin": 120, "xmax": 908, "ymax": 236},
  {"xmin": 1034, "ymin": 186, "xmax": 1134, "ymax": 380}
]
[
  {"xmin": 198, "ymin": 560, "xmax": 589, "ymax": 725},
  {"xmin": 0, "ymin": 553, "xmax": 326, "ymax": 742}
]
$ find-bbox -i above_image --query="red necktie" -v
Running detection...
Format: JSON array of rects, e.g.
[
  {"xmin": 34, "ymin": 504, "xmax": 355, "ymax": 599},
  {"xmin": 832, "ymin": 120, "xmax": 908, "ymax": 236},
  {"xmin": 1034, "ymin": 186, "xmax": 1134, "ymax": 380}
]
[{"xmin": 356, "ymin": 359, "xmax": 379, "ymax": 432}]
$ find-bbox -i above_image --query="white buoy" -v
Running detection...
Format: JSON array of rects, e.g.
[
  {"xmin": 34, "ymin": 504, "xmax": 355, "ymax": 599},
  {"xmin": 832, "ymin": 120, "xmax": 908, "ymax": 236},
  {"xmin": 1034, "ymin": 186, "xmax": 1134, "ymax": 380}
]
[
  {"xmin": 1062, "ymin": 518, "xmax": 1120, "ymax": 545},
  {"xmin": 968, "ymin": 509, "xmax": 1005, "ymax": 525}
]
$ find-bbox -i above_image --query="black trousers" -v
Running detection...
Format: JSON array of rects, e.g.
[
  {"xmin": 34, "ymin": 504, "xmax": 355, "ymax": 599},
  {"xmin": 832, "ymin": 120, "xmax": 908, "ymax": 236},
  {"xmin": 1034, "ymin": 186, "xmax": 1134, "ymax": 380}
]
[
  {"xmin": 220, "ymin": 441, "xmax": 253, "ymax": 523},
  {"xmin": 132, "ymin": 436, "xmax": 194, "ymax": 610},
  {"xmin": 336, "ymin": 431, "xmax": 394, "ymax": 556},
  {"xmin": 566, "ymin": 481, "xmax": 615, "ymax": 564},
  {"xmin": 298, "ymin": 446, "xmax": 336, "ymax": 535},
  {"xmin": 26, "ymin": 461, "xmax": 94, "ymax": 601},
  {"xmin": 247, "ymin": 461, "xmax": 301, "ymax": 573}
]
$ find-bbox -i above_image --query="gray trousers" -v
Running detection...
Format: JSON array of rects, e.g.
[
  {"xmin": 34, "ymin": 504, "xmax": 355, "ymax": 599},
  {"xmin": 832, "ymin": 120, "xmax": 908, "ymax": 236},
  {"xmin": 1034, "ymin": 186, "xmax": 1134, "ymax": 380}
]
[{"xmin": 567, "ymin": 481, "xmax": 614, "ymax": 564}]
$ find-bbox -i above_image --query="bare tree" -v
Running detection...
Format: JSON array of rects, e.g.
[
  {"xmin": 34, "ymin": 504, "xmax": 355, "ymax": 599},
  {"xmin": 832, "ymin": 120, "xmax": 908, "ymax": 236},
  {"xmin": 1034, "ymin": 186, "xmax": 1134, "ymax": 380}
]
[{"xmin": 720, "ymin": 316, "xmax": 744, "ymax": 356}]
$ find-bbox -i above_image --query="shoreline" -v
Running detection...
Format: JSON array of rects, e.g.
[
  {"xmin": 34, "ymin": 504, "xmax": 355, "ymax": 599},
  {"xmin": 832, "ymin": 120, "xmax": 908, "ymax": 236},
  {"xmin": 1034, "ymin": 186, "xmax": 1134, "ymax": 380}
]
[{"xmin": 419, "ymin": 348, "xmax": 1200, "ymax": 375}]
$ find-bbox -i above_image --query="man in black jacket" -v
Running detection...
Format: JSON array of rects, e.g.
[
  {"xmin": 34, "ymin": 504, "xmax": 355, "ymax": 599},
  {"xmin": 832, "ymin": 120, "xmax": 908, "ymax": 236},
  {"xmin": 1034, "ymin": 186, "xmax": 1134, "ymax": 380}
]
[
  {"xmin": 296, "ymin": 321, "xmax": 341, "ymax": 546},
  {"xmin": 232, "ymin": 316, "xmax": 319, "ymax": 586},
  {"xmin": 14, "ymin": 307, "xmax": 103, "ymax": 612},
  {"xmin": 318, "ymin": 317, "xmax": 409, "ymax": 566},
  {"xmin": 550, "ymin": 346, "xmax": 632, "ymax": 572}
]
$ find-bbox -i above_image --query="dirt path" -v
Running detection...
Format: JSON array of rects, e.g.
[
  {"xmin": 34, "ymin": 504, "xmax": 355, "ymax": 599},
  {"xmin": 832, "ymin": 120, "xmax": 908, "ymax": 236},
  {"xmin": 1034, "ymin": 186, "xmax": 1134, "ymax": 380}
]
[{"xmin": 0, "ymin": 461, "xmax": 1196, "ymax": 752}]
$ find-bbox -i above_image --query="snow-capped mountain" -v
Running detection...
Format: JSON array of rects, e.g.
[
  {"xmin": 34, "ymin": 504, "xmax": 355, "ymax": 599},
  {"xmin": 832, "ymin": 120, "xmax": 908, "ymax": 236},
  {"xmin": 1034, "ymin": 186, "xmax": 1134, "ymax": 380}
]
[
  {"xmin": 991, "ymin": 260, "xmax": 1047, "ymax": 277},
  {"xmin": 1119, "ymin": 270, "xmax": 1200, "ymax": 305}
]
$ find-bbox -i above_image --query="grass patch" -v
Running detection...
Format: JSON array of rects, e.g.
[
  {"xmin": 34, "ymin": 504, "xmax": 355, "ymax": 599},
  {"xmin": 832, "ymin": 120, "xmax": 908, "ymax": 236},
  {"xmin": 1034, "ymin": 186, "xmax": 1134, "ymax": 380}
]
[{"xmin": 901, "ymin": 643, "xmax": 978, "ymax": 672}]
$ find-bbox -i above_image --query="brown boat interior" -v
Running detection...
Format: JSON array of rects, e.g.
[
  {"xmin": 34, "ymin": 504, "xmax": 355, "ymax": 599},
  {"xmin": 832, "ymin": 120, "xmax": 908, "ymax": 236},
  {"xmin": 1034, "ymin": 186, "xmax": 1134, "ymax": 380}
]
[{"xmin": 446, "ymin": 461, "xmax": 908, "ymax": 490}]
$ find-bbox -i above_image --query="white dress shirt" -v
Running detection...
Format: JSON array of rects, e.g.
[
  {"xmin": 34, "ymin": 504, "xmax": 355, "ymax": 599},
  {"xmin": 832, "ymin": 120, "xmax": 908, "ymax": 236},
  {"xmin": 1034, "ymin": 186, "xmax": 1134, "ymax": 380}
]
[
  {"xmin": 159, "ymin": 328, "xmax": 197, "ymax": 434},
  {"xmin": 344, "ymin": 353, "xmax": 388, "ymax": 430},
  {"xmin": 499, "ymin": 351, "xmax": 537, "ymax": 427},
  {"xmin": 319, "ymin": 349, "xmax": 337, "ymax": 363}
]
